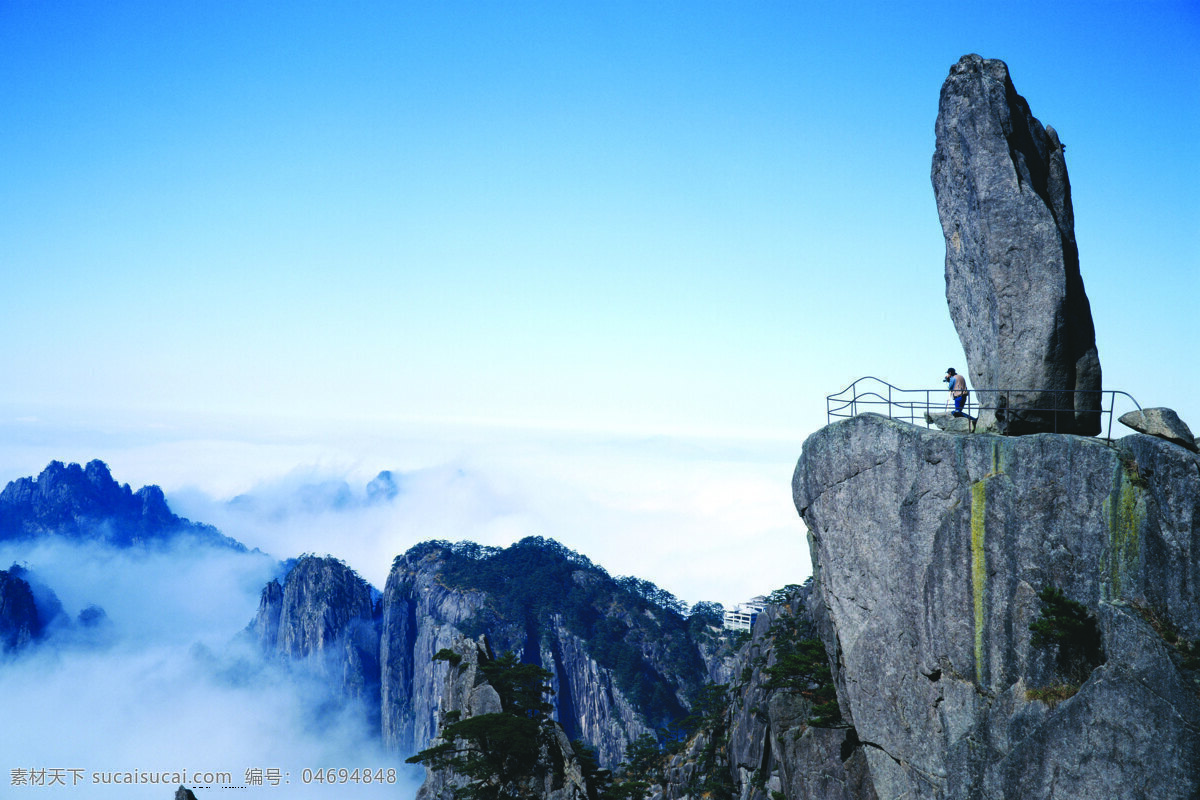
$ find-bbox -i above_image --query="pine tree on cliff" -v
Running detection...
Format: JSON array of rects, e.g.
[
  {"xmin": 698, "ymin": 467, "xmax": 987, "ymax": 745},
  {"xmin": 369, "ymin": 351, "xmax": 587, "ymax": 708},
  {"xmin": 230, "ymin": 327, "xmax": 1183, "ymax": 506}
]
[{"xmin": 407, "ymin": 651, "xmax": 572, "ymax": 800}]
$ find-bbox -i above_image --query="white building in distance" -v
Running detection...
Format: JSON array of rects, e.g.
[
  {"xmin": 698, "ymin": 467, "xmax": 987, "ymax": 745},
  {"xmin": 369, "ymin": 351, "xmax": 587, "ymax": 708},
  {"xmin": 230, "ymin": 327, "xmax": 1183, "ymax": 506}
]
[{"xmin": 722, "ymin": 595, "xmax": 768, "ymax": 631}]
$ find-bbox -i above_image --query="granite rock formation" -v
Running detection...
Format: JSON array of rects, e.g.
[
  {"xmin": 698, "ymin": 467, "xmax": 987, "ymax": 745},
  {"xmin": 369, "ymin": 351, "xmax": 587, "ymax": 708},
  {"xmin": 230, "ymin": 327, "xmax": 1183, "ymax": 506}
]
[
  {"xmin": 722, "ymin": 590, "xmax": 875, "ymax": 800},
  {"xmin": 932, "ymin": 55, "xmax": 1101, "ymax": 435},
  {"xmin": 925, "ymin": 411, "xmax": 972, "ymax": 434},
  {"xmin": 249, "ymin": 555, "xmax": 382, "ymax": 719},
  {"xmin": 0, "ymin": 568, "xmax": 42, "ymax": 652},
  {"xmin": 378, "ymin": 542, "xmax": 496, "ymax": 757},
  {"xmin": 793, "ymin": 413, "xmax": 1200, "ymax": 799},
  {"xmin": 6, "ymin": 563, "xmax": 67, "ymax": 632},
  {"xmin": 412, "ymin": 635, "xmax": 591, "ymax": 800},
  {"xmin": 0, "ymin": 460, "xmax": 243, "ymax": 549},
  {"xmin": 379, "ymin": 538, "xmax": 704, "ymax": 768},
  {"xmin": 658, "ymin": 585, "xmax": 876, "ymax": 800},
  {"xmin": 250, "ymin": 537, "xmax": 709, "ymax": 770},
  {"xmin": 1119, "ymin": 407, "xmax": 1198, "ymax": 452},
  {"xmin": 0, "ymin": 564, "xmax": 108, "ymax": 651}
]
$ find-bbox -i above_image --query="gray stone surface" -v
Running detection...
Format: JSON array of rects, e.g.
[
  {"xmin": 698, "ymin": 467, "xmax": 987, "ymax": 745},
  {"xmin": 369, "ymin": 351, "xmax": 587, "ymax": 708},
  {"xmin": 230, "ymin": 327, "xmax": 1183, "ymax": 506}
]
[
  {"xmin": 379, "ymin": 544, "xmax": 497, "ymax": 757},
  {"xmin": 414, "ymin": 635, "xmax": 590, "ymax": 800},
  {"xmin": 793, "ymin": 414, "xmax": 1200, "ymax": 799},
  {"xmin": 1119, "ymin": 407, "xmax": 1198, "ymax": 451},
  {"xmin": 932, "ymin": 55, "xmax": 1102, "ymax": 435},
  {"xmin": 249, "ymin": 555, "xmax": 380, "ymax": 713},
  {"xmin": 925, "ymin": 412, "xmax": 972, "ymax": 433},
  {"xmin": 659, "ymin": 588, "xmax": 877, "ymax": 800},
  {"xmin": 252, "ymin": 541, "xmax": 681, "ymax": 772},
  {"xmin": 378, "ymin": 543, "xmax": 658, "ymax": 768},
  {"xmin": 727, "ymin": 595, "xmax": 876, "ymax": 800}
]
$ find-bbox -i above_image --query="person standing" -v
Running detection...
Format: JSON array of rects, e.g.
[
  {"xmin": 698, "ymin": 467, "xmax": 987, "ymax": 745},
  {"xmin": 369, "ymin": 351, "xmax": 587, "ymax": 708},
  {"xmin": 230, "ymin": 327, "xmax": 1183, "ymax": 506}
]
[{"xmin": 945, "ymin": 368, "xmax": 976, "ymax": 432}]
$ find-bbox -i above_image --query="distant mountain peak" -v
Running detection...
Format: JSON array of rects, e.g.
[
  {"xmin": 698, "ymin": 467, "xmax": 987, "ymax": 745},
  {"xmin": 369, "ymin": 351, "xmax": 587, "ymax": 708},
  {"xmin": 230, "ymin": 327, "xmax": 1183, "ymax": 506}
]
[{"xmin": 0, "ymin": 460, "xmax": 245, "ymax": 551}]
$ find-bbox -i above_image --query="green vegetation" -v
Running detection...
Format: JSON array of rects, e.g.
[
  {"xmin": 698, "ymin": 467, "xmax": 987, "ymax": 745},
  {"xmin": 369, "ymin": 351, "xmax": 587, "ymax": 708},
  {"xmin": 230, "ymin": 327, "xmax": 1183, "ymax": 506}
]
[
  {"xmin": 1029, "ymin": 586, "xmax": 1104, "ymax": 683},
  {"xmin": 686, "ymin": 600, "xmax": 725, "ymax": 645},
  {"xmin": 602, "ymin": 735, "xmax": 658, "ymax": 800},
  {"xmin": 605, "ymin": 581, "xmax": 835, "ymax": 800},
  {"xmin": 679, "ymin": 683, "xmax": 729, "ymax": 738},
  {"xmin": 622, "ymin": 733, "xmax": 663, "ymax": 782},
  {"xmin": 971, "ymin": 479, "xmax": 987, "ymax": 684},
  {"xmin": 1026, "ymin": 586, "xmax": 1104, "ymax": 706},
  {"xmin": 763, "ymin": 602, "xmax": 842, "ymax": 728},
  {"xmin": 726, "ymin": 628, "xmax": 752, "ymax": 650},
  {"xmin": 409, "ymin": 650, "xmax": 622, "ymax": 800},
  {"xmin": 1117, "ymin": 453, "xmax": 1148, "ymax": 489},
  {"xmin": 433, "ymin": 537, "xmax": 706, "ymax": 728},
  {"xmin": 434, "ymin": 647, "xmax": 463, "ymax": 667},
  {"xmin": 768, "ymin": 584, "xmax": 804, "ymax": 605},
  {"xmin": 603, "ymin": 684, "xmax": 736, "ymax": 800},
  {"xmin": 1105, "ymin": 463, "xmax": 1144, "ymax": 597},
  {"xmin": 1131, "ymin": 602, "xmax": 1200, "ymax": 676},
  {"xmin": 571, "ymin": 740, "xmax": 617, "ymax": 800},
  {"xmin": 1025, "ymin": 684, "xmax": 1078, "ymax": 708},
  {"xmin": 406, "ymin": 651, "xmax": 555, "ymax": 800}
]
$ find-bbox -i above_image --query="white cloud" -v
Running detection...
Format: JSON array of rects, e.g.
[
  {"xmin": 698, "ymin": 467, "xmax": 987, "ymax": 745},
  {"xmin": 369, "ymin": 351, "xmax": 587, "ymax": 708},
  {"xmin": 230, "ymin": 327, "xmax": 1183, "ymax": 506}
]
[
  {"xmin": 0, "ymin": 539, "xmax": 421, "ymax": 799},
  {"xmin": 0, "ymin": 417, "xmax": 813, "ymax": 800},
  {"xmin": 159, "ymin": 422, "xmax": 813, "ymax": 606}
]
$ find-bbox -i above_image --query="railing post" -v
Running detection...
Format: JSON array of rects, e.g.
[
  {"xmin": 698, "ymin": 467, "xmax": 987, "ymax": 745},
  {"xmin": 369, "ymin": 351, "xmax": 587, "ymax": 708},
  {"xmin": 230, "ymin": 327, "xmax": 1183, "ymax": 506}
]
[{"xmin": 1107, "ymin": 391, "xmax": 1114, "ymax": 441}]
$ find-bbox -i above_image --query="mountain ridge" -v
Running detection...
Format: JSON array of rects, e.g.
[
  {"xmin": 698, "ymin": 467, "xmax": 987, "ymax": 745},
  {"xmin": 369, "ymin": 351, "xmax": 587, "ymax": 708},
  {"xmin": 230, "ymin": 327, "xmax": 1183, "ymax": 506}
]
[{"xmin": 0, "ymin": 459, "xmax": 245, "ymax": 551}]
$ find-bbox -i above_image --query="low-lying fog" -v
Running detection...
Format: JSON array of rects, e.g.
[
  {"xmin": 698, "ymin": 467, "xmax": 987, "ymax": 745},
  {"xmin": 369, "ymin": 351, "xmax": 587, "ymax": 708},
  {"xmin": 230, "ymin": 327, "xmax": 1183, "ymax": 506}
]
[{"xmin": 0, "ymin": 538, "xmax": 420, "ymax": 798}]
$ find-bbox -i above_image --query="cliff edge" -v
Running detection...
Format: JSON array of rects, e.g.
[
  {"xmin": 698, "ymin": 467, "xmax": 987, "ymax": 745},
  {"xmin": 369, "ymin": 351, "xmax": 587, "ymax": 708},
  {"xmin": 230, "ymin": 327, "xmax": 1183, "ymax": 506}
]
[{"xmin": 793, "ymin": 414, "xmax": 1200, "ymax": 799}]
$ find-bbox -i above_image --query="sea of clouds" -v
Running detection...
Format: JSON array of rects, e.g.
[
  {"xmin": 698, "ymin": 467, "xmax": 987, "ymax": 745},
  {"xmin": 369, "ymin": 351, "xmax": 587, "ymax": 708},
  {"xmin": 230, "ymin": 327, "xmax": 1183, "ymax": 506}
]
[
  {"xmin": 0, "ymin": 416, "xmax": 811, "ymax": 799},
  {"xmin": 0, "ymin": 537, "xmax": 421, "ymax": 799}
]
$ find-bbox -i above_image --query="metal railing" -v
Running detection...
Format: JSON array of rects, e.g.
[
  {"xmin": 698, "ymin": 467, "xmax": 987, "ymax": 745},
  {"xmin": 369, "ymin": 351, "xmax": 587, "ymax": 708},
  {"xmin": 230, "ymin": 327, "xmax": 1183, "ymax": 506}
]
[{"xmin": 826, "ymin": 376, "xmax": 1142, "ymax": 440}]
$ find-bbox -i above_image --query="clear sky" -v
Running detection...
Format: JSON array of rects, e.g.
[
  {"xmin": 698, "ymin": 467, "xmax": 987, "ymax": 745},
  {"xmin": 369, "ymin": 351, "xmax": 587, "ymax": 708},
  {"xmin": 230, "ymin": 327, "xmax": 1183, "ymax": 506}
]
[{"xmin": 1, "ymin": 1, "xmax": 1197, "ymax": 605}]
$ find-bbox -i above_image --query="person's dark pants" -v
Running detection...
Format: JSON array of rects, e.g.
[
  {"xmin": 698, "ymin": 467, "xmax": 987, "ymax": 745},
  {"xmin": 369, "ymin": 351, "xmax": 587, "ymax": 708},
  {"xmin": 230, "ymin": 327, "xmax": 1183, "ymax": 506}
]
[{"xmin": 952, "ymin": 395, "xmax": 975, "ymax": 420}]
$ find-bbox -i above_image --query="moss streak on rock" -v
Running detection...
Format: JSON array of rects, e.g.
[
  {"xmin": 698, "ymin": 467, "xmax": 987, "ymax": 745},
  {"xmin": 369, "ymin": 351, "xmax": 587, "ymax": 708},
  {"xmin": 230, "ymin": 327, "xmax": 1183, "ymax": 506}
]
[
  {"xmin": 990, "ymin": 441, "xmax": 1004, "ymax": 476},
  {"xmin": 1104, "ymin": 464, "xmax": 1143, "ymax": 599},
  {"xmin": 971, "ymin": 479, "xmax": 987, "ymax": 685}
]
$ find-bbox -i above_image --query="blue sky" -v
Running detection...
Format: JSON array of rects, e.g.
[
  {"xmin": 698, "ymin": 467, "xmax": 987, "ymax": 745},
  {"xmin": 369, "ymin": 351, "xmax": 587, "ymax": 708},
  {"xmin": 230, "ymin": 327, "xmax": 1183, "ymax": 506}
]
[{"xmin": 1, "ymin": 1, "xmax": 1197, "ymax": 603}]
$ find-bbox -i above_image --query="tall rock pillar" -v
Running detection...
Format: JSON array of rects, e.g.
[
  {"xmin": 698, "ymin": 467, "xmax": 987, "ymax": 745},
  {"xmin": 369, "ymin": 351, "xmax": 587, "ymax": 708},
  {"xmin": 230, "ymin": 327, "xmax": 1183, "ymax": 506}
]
[{"xmin": 932, "ymin": 54, "xmax": 1101, "ymax": 434}]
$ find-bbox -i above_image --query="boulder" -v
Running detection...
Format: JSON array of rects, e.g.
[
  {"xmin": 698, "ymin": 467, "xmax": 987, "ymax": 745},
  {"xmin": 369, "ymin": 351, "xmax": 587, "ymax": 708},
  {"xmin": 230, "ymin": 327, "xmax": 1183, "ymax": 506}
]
[
  {"xmin": 1118, "ymin": 408, "xmax": 1198, "ymax": 451},
  {"xmin": 925, "ymin": 412, "xmax": 972, "ymax": 433},
  {"xmin": 932, "ymin": 55, "xmax": 1102, "ymax": 435}
]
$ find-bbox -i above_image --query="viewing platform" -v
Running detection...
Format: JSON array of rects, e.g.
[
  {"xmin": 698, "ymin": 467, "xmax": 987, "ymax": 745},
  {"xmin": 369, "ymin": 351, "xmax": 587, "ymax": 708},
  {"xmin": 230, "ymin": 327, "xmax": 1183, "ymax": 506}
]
[{"xmin": 826, "ymin": 376, "xmax": 1143, "ymax": 440}]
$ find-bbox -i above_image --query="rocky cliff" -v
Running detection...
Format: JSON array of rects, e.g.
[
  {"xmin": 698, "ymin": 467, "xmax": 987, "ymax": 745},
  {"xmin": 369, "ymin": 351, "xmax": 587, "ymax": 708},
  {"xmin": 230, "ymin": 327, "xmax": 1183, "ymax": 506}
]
[
  {"xmin": 250, "ymin": 537, "xmax": 713, "ymax": 770},
  {"xmin": 721, "ymin": 588, "xmax": 874, "ymax": 800},
  {"xmin": 793, "ymin": 414, "xmax": 1200, "ymax": 799},
  {"xmin": 378, "ymin": 541, "xmax": 495, "ymax": 757},
  {"xmin": 411, "ymin": 635, "xmax": 593, "ymax": 800},
  {"xmin": 0, "ymin": 564, "xmax": 104, "ymax": 653},
  {"xmin": 379, "ymin": 538, "xmax": 709, "ymax": 769},
  {"xmin": 0, "ymin": 567, "xmax": 42, "ymax": 653},
  {"xmin": 0, "ymin": 460, "xmax": 243, "ymax": 549},
  {"xmin": 249, "ymin": 555, "xmax": 382, "ymax": 722},
  {"xmin": 648, "ymin": 585, "xmax": 874, "ymax": 800}
]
